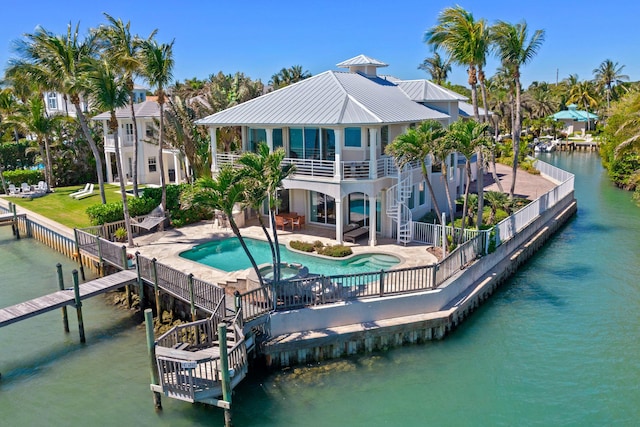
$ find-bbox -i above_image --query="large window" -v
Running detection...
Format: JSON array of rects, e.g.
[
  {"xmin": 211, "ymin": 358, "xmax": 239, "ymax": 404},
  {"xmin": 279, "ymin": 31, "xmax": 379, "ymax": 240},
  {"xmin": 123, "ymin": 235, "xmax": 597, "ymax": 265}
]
[
  {"xmin": 419, "ymin": 181, "xmax": 425, "ymax": 205},
  {"xmin": 381, "ymin": 125, "xmax": 389, "ymax": 153},
  {"xmin": 309, "ymin": 191, "xmax": 335, "ymax": 225},
  {"xmin": 47, "ymin": 93, "xmax": 58, "ymax": 110},
  {"xmin": 248, "ymin": 128, "xmax": 266, "ymax": 152},
  {"xmin": 148, "ymin": 157, "xmax": 157, "ymax": 173},
  {"xmin": 124, "ymin": 123, "xmax": 134, "ymax": 144},
  {"xmin": 273, "ymin": 128, "xmax": 283, "ymax": 149},
  {"xmin": 289, "ymin": 128, "xmax": 335, "ymax": 160},
  {"xmin": 348, "ymin": 193, "xmax": 368, "ymax": 226},
  {"xmin": 344, "ymin": 127, "xmax": 361, "ymax": 147}
]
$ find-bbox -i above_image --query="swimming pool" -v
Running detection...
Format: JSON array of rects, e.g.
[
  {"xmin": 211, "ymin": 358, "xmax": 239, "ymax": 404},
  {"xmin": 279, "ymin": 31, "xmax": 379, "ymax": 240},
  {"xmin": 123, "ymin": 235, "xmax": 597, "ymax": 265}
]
[{"xmin": 180, "ymin": 237, "xmax": 400, "ymax": 276}]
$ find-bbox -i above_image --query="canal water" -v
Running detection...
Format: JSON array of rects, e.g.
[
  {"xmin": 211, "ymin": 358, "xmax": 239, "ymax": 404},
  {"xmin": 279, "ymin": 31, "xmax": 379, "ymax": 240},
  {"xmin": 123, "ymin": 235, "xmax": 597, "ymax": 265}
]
[{"xmin": 1, "ymin": 152, "xmax": 639, "ymax": 426}]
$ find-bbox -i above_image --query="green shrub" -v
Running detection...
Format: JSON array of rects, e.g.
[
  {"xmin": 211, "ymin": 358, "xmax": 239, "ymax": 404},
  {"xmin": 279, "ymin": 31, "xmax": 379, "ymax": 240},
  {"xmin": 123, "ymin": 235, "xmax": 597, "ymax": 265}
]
[
  {"xmin": 86, "ymin": 196, "xmax": 157, "ymax": 225},
  {"xmin": 317, "ymin": 244, "xmax": 352, "ymax": 257},
  {"xmin": 290, "ymin": 240, "xmax": 315, "ymax": 252},
  {"xmin": 3, "ymin": 169, "xmax": 43, "ymax": 186},
  {"xmin": 313, "ymin": 240, "xmax": 324, "ymax": 249}
]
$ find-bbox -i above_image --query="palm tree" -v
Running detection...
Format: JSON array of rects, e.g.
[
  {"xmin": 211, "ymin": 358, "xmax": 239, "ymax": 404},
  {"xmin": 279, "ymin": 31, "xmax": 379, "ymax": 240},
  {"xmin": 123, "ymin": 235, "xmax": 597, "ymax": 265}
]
[
  {"xmin": 191, "ymin": 165, "xmax": 265, "ymax": 287},
  {"xmin": 141, "ymin": 39, "xmax": 174, "ymax": 214},
  {"xmin": 491, "ymin": 20, "xmax": 545, "ymax": 199},
  {"xmin": 5, "ymin": 95, "xmax": 65, "ymax": 188},
  {"xmin": 593, "ymin": 59, "xmax": 629, "ymax": 110},
  {"xmin": 86, "ymin": 59, "xmax": 134, "ymax": 247},
  {"xmin": 8, "ymin": 23, "xmax": 109, "ymax": 203},
  {"xmin": 239, "ymin": 143, "xmax": 296, "ymax": 284},
  {"xmin": 269, "ymin": 65, "xmax": 311, "ymax": 90},
  {"xmin": 567, "ymin": 80, "xmax": 598, "ymax": 131},
  {"xmin": 385, "ymin": 120, "xmax": 447, "ymax": 224},
  {"xmin": 418, "ymin": 52, "xmax": 452, "ymax": 85},
  {"xmin": 446, "ymin": 119, "xmax": 490, "ymax": 242},
  {"xmin": 430, "ymin": 135, "xmax": 456, "ymax": 223},
  {"xmin": 98, "ymin": 14, "xmax": 157, "ymax": 197},
  {"xmin": 484, "ymin": 190, "xmax": 509, "ymax": 224}
]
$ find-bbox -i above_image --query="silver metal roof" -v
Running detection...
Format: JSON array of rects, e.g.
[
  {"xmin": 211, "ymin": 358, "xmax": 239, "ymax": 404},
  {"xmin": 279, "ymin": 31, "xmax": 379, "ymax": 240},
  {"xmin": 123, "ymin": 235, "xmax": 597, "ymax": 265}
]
[
  {"xmin": 92, "ymin": 100, "xmax": 160, "ymax": 121},
  {"xmin": 337, "ymin": 54, "xmax": 388, "ymax": 68},
  {"xmin": 458, "ymin": 101, "xmax": 492, "ymax": 118},
  {"xmin": 395, "ymin": 79, "xmax": 468, "ymax": 102},
  {"xmin": 196, "ymin": 71, "xmax": 448, "ymax": 127}
]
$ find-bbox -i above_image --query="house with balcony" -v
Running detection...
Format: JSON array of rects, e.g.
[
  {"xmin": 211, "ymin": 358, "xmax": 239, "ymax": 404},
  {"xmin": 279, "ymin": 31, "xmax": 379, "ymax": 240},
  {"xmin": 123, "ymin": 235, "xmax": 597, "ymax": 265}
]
[
  {"xmin": 92, "ymin": 98, "xmax": 185, "ymax": 186},
  {"xmin": 45, "ymin": 85, "xmax": 147, "ymax": 118},
  {"xmin": 197, "ymin": 55, "xmax": 475, "ymax": 246}
]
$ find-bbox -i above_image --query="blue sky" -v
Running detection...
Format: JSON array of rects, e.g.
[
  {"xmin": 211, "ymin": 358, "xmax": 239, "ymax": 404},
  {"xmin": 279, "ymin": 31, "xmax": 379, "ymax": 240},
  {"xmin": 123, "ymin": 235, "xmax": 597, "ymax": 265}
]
[{"xmin": 2, "ymin": 0, "xmax": 639, "ymax": 90}]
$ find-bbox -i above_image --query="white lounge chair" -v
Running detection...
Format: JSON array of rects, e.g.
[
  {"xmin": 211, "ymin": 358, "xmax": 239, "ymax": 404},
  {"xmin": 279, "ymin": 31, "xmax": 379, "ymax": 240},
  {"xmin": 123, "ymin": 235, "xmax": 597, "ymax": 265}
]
[
  {"xmin": 131, "ymin": 205, "xmax": 165, "ymax": 231},
  {"xmin": 69, "ymin": 183, "xmax": 90, "ymax": 198},
  {"xmin": 8, "ymin": 184, "xmax": 19, "ymax": 195},
  {"xmin": 74, "ymin": 184, "xmax": 95, "ymax": 199},
  {"xmin": 20, "ymin": 183, "xmax": 31, "ymax": 193}
]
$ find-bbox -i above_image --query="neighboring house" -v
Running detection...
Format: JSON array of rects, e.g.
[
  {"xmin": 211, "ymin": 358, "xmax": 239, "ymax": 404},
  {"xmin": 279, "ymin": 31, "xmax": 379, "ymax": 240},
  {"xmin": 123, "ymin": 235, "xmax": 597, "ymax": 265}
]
[
  {"xmin": 552, "ymin": 104, "xmax": 598, "ymax": 136},
  {"xmin": 45, "ymin": 85, "xmax": 147, "ymax": 118},
  {"xmin": 196, "ymin": 54, "xmax": 478, "ymax": 246},
  {"xmin": 92, "ymin": 97, "xmax": 185, "ymax": 186}
]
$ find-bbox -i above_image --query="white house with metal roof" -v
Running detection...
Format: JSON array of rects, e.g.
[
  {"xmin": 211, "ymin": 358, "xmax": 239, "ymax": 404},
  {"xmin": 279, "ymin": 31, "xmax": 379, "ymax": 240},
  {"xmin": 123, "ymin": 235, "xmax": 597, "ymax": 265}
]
[
  {"xmin": 92, "ymin": 98, "xmax": 185, "ymax": 186},
  {"xmin": 44, "ymin": 85, "xmax": 148, "ymax": 118},
  {"xmin": 197, "ymin": 55, "xmax": 476, "ymax": 246}
]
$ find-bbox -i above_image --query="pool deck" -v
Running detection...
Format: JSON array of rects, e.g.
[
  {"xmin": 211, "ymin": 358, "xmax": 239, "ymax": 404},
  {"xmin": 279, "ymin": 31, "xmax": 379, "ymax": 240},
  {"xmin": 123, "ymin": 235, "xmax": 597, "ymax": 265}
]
[{"xmin": 131, "ymin": 222, "xmax": 438, "ymax": 293}]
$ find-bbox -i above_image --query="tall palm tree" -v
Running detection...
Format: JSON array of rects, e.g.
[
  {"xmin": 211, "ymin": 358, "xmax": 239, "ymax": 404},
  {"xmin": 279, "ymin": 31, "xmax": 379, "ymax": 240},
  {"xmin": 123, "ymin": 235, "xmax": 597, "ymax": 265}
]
[
  {"xmin": 446, "ymin": 119, "xmax": 490, "ymax": 242},
  {"xmin": 385, "ymin": 120, "xmax": 447, "ymax": 224},
  {"xmin": 418, "ymin": 52, "xmax": 452, "ymax": 85},
  {"xmin": 5, "ymin": 95, "xmax": 64, "ymax": 188},
  {"xmin": 191, "ymin": 165, "xmax": 265, "ymax": 287},
  {"xmin": 269, "ymin": 65, "xmax": 311, "ymax": 90},
  {"xmin": 141, "ymin": 39, "xmax": 174, "ymax": 214},
  {"xmin": 8, "ymin": 23, "xmax": 109, "ymax": 203},
  {"xmin": 567, "ymin": 80, "xmax": 598, "ymax": 130},
  {"xmin": 593, "ymin": 59, "xmax": 629, "ymax": 110},
  {"xmin": 98, "ymin": 14, "xmax": 157, "ymax": 197},
  {"xmin": 86, "ymin": 59, "xmax": 134, "ymax": 247},
  {"xmin": 430, "ymin": 135, "xmax": 456, "ymax": 223},
  {"xmin": 239, "ymin": 143, "xmax": 296, "ymax": 284},
  {"xmin": 491, "ymin": 20, "xmax": 545, "ymax": 199}
]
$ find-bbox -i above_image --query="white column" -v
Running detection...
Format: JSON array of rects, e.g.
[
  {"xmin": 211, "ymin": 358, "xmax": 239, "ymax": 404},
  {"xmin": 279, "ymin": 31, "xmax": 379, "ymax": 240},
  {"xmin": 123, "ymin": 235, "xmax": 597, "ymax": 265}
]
[
  {"xmin": 105, "ymin": 151, "xmax": 113, "ymax": 183},
  {"xmin": 369, "ymin": 128, "xmax": 378, "ymax": 179},
  {"xmin": 266, "ymin": 128, "xmax": 274, "ymax": 152},
  {"xmin": 368, "ymin": 194, "xmax": 377, "ymax": 246},
  {"xmin": 209, "ymin": 127, "xmax": 218, "ymax": 175},
  {"xmin": 173, "ymin": 153, "xmax": 180, "ymax": 183},
  {"xmin": 335, "ymin": 197, "xmax": 343, "ymax": 244},
  {"xmin": 334, "ymin": 128, "xmax": 343, "ymax": 182},
  {"xmin": 117, "ymin": 126, "xmax": 126, "ymax": 183}
]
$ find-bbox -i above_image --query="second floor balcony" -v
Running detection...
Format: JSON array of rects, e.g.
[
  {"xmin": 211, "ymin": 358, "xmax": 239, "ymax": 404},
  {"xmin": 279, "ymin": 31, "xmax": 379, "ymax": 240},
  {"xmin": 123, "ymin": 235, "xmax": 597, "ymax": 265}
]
[
  {"xmin": 105, "ymin": 134, "xmax": 135, "ymax": 149},
  {"xmin": 216, "ymin": 153, "xmax": 400, "ymax": 181}
]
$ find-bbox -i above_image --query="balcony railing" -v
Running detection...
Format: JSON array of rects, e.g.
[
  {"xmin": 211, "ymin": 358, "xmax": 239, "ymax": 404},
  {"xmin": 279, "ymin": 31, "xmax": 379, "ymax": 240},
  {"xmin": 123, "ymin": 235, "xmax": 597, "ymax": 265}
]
[
  {"xmin": 105, "ymin": 134, "xmax": 135, "ymax": 148},
  {"xmin": 216, "ymin": 153, "xmax": 399, "ymax": 181}
]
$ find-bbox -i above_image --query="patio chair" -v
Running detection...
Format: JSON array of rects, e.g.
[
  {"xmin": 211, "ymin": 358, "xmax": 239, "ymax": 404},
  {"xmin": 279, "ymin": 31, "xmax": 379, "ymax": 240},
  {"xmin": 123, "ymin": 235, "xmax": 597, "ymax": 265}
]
[
  {"xmin": 74, "ymin": 184, "xmax": 95, "ymax": 199},
  {"xmin": 275, "ymin": 215, "xmax": 289, "ymax": 231},
  {"xmin": 8, "ymin": 184, "xmax": 19, "ymax": 195},
  {"xmin": 20, "ymin": 183, "xmax": 31, "ymax": 193},
  {"xmin": 69, "ymin": 183, "xmax": 90, "ymax": 198},
  {"xmin": 291, "ymin": 215, "xmax": 304, "ymax": 231}
]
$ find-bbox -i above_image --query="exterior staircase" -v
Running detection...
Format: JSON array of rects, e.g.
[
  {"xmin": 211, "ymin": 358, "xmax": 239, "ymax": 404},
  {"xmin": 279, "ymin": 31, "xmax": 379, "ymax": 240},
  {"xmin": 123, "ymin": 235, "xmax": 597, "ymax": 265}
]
[{"xmin": 386, "ymin": 165, "xmax": 413, "ymax": 245}]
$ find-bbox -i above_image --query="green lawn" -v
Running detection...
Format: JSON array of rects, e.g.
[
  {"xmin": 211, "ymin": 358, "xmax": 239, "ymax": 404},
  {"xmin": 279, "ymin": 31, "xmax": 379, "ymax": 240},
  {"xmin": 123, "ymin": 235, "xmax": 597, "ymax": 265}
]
[{"xmin": 6, "ymin": 184, "xmax": 130, "ymax": 228}]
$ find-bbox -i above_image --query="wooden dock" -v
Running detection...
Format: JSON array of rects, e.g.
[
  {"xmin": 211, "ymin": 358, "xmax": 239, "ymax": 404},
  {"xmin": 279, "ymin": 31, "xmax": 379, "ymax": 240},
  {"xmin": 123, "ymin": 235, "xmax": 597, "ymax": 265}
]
[{"xmin": 0, "ymin": 269, "xmax": 138, "ymax": 328}]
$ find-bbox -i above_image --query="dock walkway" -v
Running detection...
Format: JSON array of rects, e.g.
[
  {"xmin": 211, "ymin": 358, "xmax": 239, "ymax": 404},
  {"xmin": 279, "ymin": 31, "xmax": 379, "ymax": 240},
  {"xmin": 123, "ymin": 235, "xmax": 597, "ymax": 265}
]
[{"xmin": 0, "ymin": 269, "xmax": 138, "ymax": 327}]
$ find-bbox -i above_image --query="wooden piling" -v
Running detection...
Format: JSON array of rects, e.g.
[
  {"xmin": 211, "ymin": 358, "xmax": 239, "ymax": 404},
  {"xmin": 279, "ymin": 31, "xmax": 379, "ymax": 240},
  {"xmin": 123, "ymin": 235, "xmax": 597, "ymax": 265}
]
[
  {"xmin": 122, "ymin": 245, "xmax": 132, "ymax": 308},
  {"xmin": 11, "ymin": 203, "xmax": 20, "ymax": 240},
  {"xmin": 218, "ymin": 323, "xmax": 233, "ymax": 427},
  {"xmin": 188, "ymin": 274, "xmax": 196, "ymax": 322},
  {"xmin": 151, "ymin": 258, "xmax": 161, "ymax": 315},
  {"xmin": 135, "ymin": 252, "xmax": 144, "ymax": 310},
  {"xmin": 73, "ymin": 228, "xmax": 86, "ymax": 281},
  {"xmin": 144, "ymin": 308, "xmax": 162, "ymax": 410},
  {"xmin": 56, "ymin": 264, "xmax": 70, "ymax": 333},
  {"xmin": 72, "ymin": 270, "xmax": 85, "ymax": 343}
]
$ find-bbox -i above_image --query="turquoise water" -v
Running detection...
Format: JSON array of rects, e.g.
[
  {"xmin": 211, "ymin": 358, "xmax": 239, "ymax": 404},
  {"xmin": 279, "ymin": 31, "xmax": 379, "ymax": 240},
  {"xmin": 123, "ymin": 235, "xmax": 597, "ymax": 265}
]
[
  {"xmin": 180, "ymin": 237, "xmax": 400, "ymax": 275},
  {"xmin": 1, "ymin": 152, "xmax": 640, "ymax": 425}
]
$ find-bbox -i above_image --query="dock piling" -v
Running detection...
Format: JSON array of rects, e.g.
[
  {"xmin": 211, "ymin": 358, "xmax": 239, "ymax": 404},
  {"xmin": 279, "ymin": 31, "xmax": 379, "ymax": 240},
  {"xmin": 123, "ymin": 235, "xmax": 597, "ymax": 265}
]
[
  {"xmin": 72, "ymin": 270, "xmax": 85, "ymax": 343},
  {"xmin": 144, "ymin": 308, "xmax": 162, "ymax": 410},
  {"xmin": 56, "ymin": 264, "xmax": 70, "ymax": 333},
  {"xmin": 11, "ymin": 203, "xmax": 20, "ymax": 240},
  {"xmin": 218, "ymin": 323, "xmax": 233, "ymax": 427}
]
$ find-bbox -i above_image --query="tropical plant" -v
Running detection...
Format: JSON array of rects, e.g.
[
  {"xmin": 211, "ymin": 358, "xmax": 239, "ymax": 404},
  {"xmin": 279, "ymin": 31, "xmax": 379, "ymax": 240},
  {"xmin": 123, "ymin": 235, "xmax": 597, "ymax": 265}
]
[
  {"xmin": 484, "ymin": 190, "xmax": 510, "ymax": 224},
  {"xmin": 189, "ymin": 165, "xmax": 265, "ymax": 287},
  {"xmin": 141, "ymin": 39, "xmax": 174, "ymax": 214},
  {"xmin": 593, "ymin": 59, "xmax": 629, "ymax": 110},
  {"xmin": 97, "ymin": 14, "xmax": 157, "ymax": 197},
  {"xmin": 238, "ymin": 142, "xmax": 296, "ymax": 284},
  {"xmin": 418, "ymin": 52, "xmax": 452, "ymax": 85},
  {"xmin": 7, "ymin": 23, "xmax": 109, "ymax": 203},
  {"xmin": 269, "ymin": 65, "xmax": 311, "ymax": 90},
  {"xmin": 491, "ymin": 20, "xmax": 545, "ymax": 199},
  {"xmin": 385, "ymin": 120, "xmax": 447, "ymax": 224},
  {"xmin": 86, "ymin": 59, "xmax": 134, "ymax": 247},
  {"xmin": 446, "ymin": 119, "xmax": 491, "ymax": 241},
  {"xmin": 567, "ymin": 80, "xmax": 598, "ymax": 131}
]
